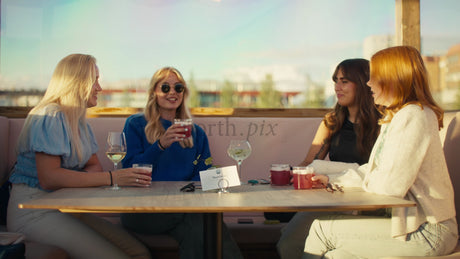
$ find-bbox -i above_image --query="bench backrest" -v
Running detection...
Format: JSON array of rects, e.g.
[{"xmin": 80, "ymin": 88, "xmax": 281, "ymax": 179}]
[
  {"xmin": 2, "ymin": 112, "xmax": 460, "ymax": 233},
  {"xmin": 2, "ymin": 116, "xmax": 322, "ymax": 181},
  {"xmin": 89, "ymin": 117, "xmax": 323, "ymax": 181}
]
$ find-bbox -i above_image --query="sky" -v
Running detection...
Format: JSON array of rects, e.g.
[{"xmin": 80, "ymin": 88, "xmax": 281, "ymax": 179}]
[{"xmin": 1, "ymin": 0, "xmax": 460, "ymax": 92}]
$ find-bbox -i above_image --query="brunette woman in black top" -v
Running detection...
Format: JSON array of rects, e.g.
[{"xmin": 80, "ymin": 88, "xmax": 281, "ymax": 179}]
[
  {"xmin": 277, "ymin": 59, "xmax": 381, "ymax": 259},
  {"xmin": 301, "ymin": 58, "xmax": 380, "ymax": 166}
]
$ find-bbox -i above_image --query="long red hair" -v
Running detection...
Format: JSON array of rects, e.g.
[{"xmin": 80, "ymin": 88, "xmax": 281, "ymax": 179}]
[{"xmin": 370, "ymin": 46, "xmax": 444, "ymax": 129}]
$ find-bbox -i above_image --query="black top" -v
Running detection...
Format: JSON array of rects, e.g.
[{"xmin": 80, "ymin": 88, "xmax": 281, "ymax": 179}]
[{"xmin": 328, "ymin": 119, "xmax": 367, "ymax": 165}]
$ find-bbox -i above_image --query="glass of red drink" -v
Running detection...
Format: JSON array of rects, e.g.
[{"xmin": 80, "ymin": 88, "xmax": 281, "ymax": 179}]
[
  {"xmin": 292, "ymin": 166, "xmax": 315, "ymax": 189},
  {"xmin": 174, "ymin": 118, "xmax": 193, "ymax": 138},
  {"xmin": 133, "ymin": 163, "xmax": 153, "ymax": 182},
  {"xmin": 270, "ymin": 164, "xmax": 291, "ymax": 186}
]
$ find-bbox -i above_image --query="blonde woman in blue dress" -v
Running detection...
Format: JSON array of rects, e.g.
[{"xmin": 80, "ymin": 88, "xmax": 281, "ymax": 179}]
[{"xmin": 7, "ymin": 54, "xmax": 152, "ymax": 259}]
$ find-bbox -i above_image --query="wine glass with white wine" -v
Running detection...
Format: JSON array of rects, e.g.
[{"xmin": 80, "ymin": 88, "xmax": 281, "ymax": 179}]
[
  {"xmin": 227, "ymin": 140, "xmax": 252, "ymax": 184},
  {"xmin": 106, "ymin": 131, "xmax": 127, "ymax": 190}
]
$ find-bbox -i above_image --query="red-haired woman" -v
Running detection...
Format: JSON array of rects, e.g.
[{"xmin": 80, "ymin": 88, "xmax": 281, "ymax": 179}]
[{"xmin": 303, "ymin": 46, "xmax": 458, "ymax": 258}]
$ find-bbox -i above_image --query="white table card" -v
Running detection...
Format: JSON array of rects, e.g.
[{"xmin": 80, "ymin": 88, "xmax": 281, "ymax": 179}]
[{"xmin": 199, "ymin": 165, "xmax": 241, "ymax": 191}]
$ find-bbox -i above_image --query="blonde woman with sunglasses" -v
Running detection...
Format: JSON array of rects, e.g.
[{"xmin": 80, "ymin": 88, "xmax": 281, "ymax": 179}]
[{"xmin": 121, "ymin": 67, "xmax": 242, "ymax": 259}]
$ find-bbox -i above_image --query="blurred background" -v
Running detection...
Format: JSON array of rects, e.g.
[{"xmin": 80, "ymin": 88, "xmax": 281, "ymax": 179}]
[{"xmin": 1, "ymin": 0, "xmax": 459, "ymax": 110}]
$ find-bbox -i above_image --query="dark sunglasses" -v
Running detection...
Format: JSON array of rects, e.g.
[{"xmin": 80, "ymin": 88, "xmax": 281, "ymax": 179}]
[
  {"xmin": 161, "ymin": 83, "xmax": 185, "ymax": 93},
  {"xmin": 322, "ymin": 183, "xmax": 344, "ymax": 193},
  {"xmin": 180, "ymin": 182, "xmax": 195, "ymax": 192}
]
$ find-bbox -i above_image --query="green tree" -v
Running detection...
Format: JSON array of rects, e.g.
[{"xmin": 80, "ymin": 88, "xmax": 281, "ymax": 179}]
[
  {"xmin": 220, "ymin": 80, "xmax": 235, "ymax": 108},
  {"xmin": 257, "ymin": 74, "xmax": 282, "ymax": 108},
  {"xmin": 302, "ymin": 75, "xmax": 325, "ymax": 108},
  {"xmin": 187, "ymin": 73, "xmax": 200, "ymax": 107},
  {"xmin": 303, "ymin": 87, "xmax": 325, "ymax": 108}
]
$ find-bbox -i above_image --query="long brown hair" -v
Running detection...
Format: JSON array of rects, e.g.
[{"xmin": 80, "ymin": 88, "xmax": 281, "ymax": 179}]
[
  {"xmin": 144, "ymin": 67, "xmax": 193, "ymax": 148},
  {"xmin": 370, "ymin": 46, "xmax": 443, "ymax": 129},
  {"xmin": 325, "ymin": 58, "xmax": 381, "ymax": 160}
]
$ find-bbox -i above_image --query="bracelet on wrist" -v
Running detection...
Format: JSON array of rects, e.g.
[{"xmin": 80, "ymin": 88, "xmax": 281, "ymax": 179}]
[
  {"xmin": 158, "ymin": 140, "xmax": 166, "ymax": 150},
  {"xmin": 108, "ymin": 170, "xmax": 113, "ymax": 186}
]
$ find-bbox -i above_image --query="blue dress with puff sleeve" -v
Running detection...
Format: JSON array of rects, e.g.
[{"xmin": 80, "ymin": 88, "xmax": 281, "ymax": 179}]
[{"xmin": 9, "ymin": 106, "xmax": 98, "ymax": 189}]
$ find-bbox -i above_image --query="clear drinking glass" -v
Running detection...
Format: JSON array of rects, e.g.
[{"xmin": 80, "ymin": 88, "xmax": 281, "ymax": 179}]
[
  {"xmin": 174, "ymin": 118, "xmax": 193, "ymax": 138},
  {"xmin": 227, "ymin": 140, "xmax": 252, "ymax": 183},
  {"xmin": 132, "ymin": 163, "xmax": 152, "ymax": 172},
  {"xmin": 106, "ymin": 132, "xmax": 127, "ymax": 190},
  {"xmin": 133, "ymin": 164, "xmax": 152, "ymax": 185}
]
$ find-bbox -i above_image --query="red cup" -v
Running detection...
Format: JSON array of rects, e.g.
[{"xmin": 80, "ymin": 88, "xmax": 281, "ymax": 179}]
[
  {"xmin": 270, "ymin": 164, "xmax": 291, "ymax": 186},
  {"xmin": 292, "ymin": 166, "xmax": 314, "ymax": 189},
  {"xmin": 174, "ymin": 119, "xmax": 192, "ymax": 138}
]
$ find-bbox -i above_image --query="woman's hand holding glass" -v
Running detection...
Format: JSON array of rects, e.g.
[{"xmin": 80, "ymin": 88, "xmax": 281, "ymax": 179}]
[
  {"xmin": 112, "ymin": 167, "xmax": 152, "ymax": 187},
  {"xmin": 311, "ymin": 174, "xmax": 329, "ymax": 188},
  {"xmin": 158, "ymin": 124, "xmax": 188, "ymax": 149}
]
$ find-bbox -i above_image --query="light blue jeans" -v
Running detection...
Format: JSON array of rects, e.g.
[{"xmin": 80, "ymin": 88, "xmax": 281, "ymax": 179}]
[
  {"xmin": 303, "ymin": 215, "xmax": 458, "ymax": 259},
  {"xmin": 7, "ymin": 184, "xmax": 151, "ymax": 259},
  {"xmin": 277, "ymin": 211, "xmax": 347, "ymax": 259}
]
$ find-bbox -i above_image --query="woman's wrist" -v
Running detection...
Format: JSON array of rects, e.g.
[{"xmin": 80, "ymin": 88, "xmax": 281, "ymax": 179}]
[
  {"xmin": 108, "ymin": 170, "xmax": 113, "ymax": 186},
  {"xmin": 158, "ymin": 139, "xmax": 166, "ymax": 150}
]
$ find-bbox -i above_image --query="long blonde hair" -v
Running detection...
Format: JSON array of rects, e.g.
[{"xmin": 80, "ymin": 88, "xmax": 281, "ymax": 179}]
[
  {"xmin": 144, "ymin": 67, "xmax": 193, "ymax": 148},
  {"xmin": 370, "ymin": 46, "xmax": 444, "ymax": 129},
  {"xmin": 17, "ymin": 54, "xmax": 97, "ymax": 161}
]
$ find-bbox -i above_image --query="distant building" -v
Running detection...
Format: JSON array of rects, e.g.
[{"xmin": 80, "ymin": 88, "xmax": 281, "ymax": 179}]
[
  {"xmin": 440, "ymin": 43, "xmax": 460, "ymax": 108},
  {"xmin": 0, "ymin": 90, "xmax": 44, "ymax": 106},
  {"xmin": 423, "ymin": 56, "xmax": 442, "ymax": 101}
]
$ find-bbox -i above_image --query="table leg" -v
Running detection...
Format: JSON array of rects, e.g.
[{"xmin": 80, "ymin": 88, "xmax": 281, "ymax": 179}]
[{"xmin": 204, "ymin": 212, "xmax": 223, "ymax": 259}]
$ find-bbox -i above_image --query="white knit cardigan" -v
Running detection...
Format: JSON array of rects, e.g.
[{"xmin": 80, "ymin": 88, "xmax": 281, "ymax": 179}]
[{"xmin": 311, "ymin": 104, "xmax": 456, "ymax": 239}]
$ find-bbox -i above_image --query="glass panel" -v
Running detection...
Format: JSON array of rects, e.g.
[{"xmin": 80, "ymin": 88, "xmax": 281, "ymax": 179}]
[
  {"xmin": 1, "ymin": 0, "xmax": 395, "ymax": 108},
  {"xmin": 420, "ymin": 0, "xmax": 460, "ymax": 110}
]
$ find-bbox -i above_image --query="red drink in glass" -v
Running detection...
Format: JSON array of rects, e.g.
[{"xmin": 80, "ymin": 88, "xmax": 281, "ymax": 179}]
[
  {"xmin": 174, "ymin": 119, "xmax": 192, "ymax": 138},
  {"xmin": 270, "ymin": 164, "xmax": 291, "ymax": 186},
  {"xmin": 292, "ymin": 166, "xmax": 314, "ymax": 189},
  {"xmin": 182, "ymin": 124, "xmax": 192, "ymax": 138}
]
